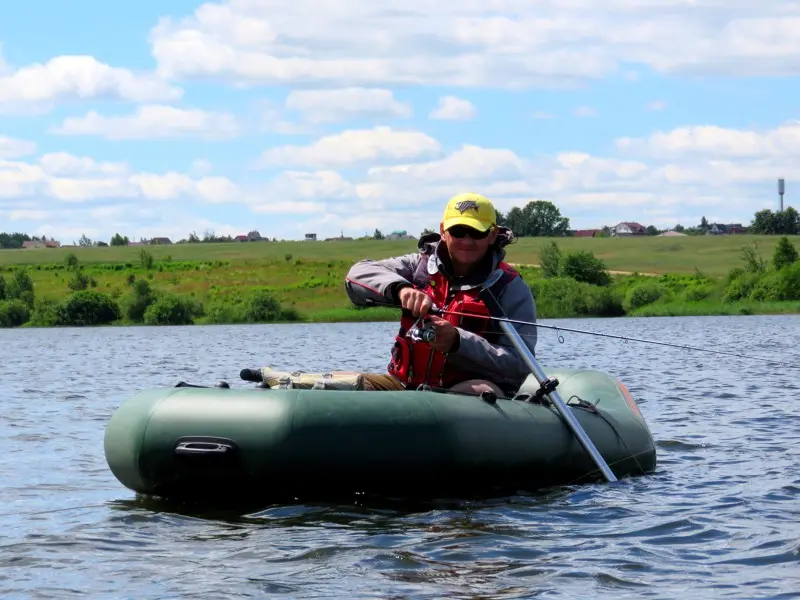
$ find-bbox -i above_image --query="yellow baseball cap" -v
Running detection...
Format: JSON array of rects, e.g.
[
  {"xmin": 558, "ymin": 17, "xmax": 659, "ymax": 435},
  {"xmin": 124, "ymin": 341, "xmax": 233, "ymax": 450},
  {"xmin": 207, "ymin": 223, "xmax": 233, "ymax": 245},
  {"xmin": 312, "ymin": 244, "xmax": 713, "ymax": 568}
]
[{"xmin": 441, "ymin": 193, "xmax": 497, "ymax": 232}]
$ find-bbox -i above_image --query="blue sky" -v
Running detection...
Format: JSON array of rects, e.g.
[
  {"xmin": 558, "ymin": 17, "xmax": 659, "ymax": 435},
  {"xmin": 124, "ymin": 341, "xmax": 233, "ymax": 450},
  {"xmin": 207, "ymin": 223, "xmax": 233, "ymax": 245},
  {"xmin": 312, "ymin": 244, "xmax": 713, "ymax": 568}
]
[{"xmin": 1, "ymin": 0, "xmax": 797, "ymax": 243}]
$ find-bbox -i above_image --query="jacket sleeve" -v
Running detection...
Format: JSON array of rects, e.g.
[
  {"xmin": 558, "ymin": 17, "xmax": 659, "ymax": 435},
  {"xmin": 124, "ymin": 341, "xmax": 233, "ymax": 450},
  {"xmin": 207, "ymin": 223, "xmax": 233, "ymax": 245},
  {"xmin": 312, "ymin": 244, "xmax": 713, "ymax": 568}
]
[
  {"xmin": 345, "ymin": 253, "xmax": 420, "ymax": 306},
  {"xmin": 447, "ymin": 276, "xmax": 537, "ymax": 391}
]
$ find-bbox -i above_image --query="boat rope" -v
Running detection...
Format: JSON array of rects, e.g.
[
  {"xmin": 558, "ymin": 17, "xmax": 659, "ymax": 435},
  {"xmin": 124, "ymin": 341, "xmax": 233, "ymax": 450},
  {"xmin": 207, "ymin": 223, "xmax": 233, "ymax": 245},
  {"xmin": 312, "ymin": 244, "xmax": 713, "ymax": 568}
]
[{"xmin": 364, "ymin": 300, "xmax": 799, "ymax": 369}]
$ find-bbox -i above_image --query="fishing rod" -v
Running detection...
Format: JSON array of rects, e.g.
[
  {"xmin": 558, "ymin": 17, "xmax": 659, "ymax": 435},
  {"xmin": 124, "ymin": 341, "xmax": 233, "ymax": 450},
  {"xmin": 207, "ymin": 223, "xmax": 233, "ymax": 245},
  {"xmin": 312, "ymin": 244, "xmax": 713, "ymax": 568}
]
[{"xmin": 364, "ymin": 299, "xmax": 799, "ymax": 369}]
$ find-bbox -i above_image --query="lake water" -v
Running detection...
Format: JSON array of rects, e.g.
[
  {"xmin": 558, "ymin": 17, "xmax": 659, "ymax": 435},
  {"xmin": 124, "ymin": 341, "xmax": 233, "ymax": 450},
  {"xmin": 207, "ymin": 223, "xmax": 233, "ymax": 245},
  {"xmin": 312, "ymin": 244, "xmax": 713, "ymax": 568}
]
[{"xmin": 1, "ymin": 315, "xmax": 799, "ymax": 599}]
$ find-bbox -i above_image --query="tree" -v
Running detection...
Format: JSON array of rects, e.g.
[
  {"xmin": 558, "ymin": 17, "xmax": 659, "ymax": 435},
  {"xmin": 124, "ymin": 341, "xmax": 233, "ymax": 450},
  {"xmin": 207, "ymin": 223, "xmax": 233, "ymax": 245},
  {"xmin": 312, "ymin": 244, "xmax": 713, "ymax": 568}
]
[
  {"xmin": 188, "ymin": 231, "xmax": 200, "ymax": 243},
  {"xmin": 646, "ymin": 225, "xmax": 659, "ymax": 236},
  {"xmin": 504, "ymin": 207, "xmax": 525, "ymax": 235},
  {"xmin": 373, "ymin": 229, "xmax": 384, "ymax": 240},
  {"xmin": 750, "ymin": 209, "xmax": 777, "ymax": 234},
  {"xmin": 699, "ymin": 216, "xmax": 709, "ymax": 231},
  {"xmin": 520, "ymin": 200, "xmax": 570, "ymax": 236},
  {"xmin": 502, "ymin": 201, "xmax": 570, "ymax": 237},
  {"xmin": 78, "ymin": 234, "xmax": 93, "ymax": 247},
  {"xmin": 110, "ymin": 233, "xmax": 130, "ymax": 246},
  {"xmin": 776, "ymin": 207, "xmax": 800, "ymax": 235}
]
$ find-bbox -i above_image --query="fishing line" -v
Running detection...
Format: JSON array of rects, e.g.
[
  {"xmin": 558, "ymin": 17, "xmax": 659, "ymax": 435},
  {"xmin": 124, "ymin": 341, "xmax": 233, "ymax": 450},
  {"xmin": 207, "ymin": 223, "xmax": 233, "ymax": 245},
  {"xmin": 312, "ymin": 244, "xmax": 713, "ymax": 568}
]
[{"xmin": 364, "ymin": 299, "xmax": 800, "ymax": 369}]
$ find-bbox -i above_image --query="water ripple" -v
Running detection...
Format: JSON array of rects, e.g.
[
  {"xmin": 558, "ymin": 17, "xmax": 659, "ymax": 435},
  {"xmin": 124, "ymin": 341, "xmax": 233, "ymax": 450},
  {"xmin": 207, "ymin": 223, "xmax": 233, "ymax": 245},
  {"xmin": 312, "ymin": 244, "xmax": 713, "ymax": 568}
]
[{"xmin": 1, "ymin": 315, "xmax": 799, "ymax": 598}]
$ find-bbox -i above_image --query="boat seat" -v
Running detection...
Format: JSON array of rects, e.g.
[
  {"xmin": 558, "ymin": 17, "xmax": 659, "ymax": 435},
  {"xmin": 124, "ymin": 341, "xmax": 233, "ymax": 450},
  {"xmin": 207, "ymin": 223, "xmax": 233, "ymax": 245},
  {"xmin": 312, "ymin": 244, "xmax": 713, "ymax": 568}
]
[{"xmin": 259, "ymin": 367, "xmax": 365, "ymax": 391}]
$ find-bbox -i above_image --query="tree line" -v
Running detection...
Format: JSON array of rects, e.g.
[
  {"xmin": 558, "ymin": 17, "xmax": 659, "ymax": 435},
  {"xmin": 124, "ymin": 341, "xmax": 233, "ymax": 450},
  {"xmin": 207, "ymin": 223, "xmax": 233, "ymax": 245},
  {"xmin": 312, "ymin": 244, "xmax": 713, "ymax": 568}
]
[{"xmin": 2, "ymin": 201, "xmax": 798, "ymax": 249}]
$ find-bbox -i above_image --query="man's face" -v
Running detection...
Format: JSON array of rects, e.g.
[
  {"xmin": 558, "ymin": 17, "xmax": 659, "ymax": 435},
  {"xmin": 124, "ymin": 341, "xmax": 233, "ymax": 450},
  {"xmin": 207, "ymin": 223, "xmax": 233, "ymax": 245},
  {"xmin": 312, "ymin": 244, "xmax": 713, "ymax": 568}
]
[{"xmin": 440, "ymin": 223, "xmax": 498, "ymax": 266}]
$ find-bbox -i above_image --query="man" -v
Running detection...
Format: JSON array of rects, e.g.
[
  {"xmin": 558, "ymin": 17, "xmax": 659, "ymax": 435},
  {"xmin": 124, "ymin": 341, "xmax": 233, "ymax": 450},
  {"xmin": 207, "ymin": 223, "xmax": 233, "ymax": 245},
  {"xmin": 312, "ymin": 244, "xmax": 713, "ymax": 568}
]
[{"xmin": 345, "ymin": 193, "xmax": 538, "ymax": 398}]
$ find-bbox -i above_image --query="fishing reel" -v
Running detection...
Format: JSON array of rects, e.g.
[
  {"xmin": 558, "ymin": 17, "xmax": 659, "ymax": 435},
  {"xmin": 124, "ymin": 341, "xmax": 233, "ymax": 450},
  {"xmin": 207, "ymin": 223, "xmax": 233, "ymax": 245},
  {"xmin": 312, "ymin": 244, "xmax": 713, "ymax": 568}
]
[{"xmin": 407, "ymin": 318, "xmax": 436, "ymax": 343}]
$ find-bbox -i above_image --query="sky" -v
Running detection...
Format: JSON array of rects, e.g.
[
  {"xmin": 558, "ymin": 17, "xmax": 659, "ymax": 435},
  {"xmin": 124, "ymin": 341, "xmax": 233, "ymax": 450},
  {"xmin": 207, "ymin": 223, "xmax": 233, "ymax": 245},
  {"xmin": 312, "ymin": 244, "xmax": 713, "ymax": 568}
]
[{"xmin": 0, "ymin": 0, "xmax": 797, "ymax": 243}]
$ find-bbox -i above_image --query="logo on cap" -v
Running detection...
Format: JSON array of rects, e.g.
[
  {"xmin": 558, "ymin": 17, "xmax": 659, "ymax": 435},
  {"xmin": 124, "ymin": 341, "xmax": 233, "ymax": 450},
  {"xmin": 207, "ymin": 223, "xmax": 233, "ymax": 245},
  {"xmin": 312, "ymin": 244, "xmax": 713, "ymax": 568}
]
[{"xmin": 454, "ymin": 200, "xmax": 479, "ymax": 213}]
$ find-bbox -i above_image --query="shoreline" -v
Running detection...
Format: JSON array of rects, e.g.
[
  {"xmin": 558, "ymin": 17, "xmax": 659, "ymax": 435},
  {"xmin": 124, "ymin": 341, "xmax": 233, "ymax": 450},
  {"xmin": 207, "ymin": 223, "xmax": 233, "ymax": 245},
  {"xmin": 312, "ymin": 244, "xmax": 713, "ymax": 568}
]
[{"xmin": 10, "ymin": 299, "xmax": 800, "ymax": 329}]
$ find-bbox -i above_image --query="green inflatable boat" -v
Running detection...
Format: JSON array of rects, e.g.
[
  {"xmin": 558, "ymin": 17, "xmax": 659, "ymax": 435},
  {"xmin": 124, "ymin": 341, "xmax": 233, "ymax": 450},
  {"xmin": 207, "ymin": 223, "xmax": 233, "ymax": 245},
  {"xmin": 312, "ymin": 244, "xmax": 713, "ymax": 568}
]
[{"xmin": 104, "ymin": 365, "xmax": 657, "ymax": 503}]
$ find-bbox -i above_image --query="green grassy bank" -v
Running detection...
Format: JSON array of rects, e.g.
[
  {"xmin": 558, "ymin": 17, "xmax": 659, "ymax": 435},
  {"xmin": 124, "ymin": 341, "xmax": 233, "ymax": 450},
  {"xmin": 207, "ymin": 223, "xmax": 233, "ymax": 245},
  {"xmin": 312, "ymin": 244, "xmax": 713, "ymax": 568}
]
[
  {"xmin": 0, "ymin": 234, "xmax": 792, "ymax": 277},
  {"xmin": 0, "ymin": 235, "xmax": 798, "ymax": 328}
]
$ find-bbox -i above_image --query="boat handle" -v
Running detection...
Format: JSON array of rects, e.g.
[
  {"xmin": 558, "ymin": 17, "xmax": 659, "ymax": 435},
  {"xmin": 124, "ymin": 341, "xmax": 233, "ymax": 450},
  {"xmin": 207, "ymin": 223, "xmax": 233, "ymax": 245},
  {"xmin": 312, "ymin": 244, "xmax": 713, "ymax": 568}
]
[{"xmin": 174, "ymin": 441, "xmax": 233, "ymax": 455}]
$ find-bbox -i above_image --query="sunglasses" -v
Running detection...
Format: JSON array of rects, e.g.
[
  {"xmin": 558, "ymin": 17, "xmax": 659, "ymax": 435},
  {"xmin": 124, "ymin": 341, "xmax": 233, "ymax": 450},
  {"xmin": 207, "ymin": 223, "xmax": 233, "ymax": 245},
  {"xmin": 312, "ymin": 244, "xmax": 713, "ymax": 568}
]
[{"xmin": 447, "ymin": 225, "xmax": 492, "ymax": 239}]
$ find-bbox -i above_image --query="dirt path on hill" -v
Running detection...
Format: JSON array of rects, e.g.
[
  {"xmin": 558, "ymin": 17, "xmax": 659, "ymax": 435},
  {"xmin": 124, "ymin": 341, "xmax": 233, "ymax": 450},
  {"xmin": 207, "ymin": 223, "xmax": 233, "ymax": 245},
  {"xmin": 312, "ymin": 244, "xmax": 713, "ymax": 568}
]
[{"xmin": 509, "ymin": 263, "xmax": 661, "ymax": 277}]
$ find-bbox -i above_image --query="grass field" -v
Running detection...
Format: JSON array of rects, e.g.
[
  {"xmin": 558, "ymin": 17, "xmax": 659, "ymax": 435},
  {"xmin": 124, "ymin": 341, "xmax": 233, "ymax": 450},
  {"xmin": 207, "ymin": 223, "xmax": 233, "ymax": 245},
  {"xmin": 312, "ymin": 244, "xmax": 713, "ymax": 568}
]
[
  {"xmin": 0, "ymin": 234, "xmax": 791, "ymax": 278},
  {"xmin": 1, "ymin": 234, "xmax": 798, "ymax": 327}
]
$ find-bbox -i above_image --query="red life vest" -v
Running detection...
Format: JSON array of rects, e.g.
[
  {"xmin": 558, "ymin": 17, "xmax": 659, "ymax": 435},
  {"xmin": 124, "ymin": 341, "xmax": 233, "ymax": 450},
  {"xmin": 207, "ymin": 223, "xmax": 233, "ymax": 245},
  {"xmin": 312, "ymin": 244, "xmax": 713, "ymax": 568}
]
[{"xmin": 387, "ymin": 248, "xmax": 520, "ymax": 389}]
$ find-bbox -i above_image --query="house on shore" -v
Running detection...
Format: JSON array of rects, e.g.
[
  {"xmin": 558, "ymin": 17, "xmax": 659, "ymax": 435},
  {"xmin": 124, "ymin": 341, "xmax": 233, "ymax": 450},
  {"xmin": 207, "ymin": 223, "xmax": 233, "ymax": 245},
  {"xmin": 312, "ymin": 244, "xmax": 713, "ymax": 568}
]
[
  {"xmin": 571, "ymin": 229, "xmax": 601, "ymax": 237},
  {"xmin": 21, "ymin": 239, "xmax": 61, "ymax": 249},
  {"xmin": 612, "ymin": 222, "xmax": 646, "ymax": 236},
  {"xmin": 234, "ymin": 230, "xmax": 264, "ymax": 242},
  {"xmin": 707, "ymin": 223, "xmax": 746, "ymax": 235}
]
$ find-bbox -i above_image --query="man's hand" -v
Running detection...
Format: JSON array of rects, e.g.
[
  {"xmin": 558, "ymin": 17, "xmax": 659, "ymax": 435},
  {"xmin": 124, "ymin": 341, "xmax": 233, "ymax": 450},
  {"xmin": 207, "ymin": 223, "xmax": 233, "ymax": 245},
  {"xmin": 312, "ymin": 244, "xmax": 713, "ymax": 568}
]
[
  {"xmin": 428, "ymin": 316, "xmax": 459, "ymax": 353},
  {"xmin": 398, "ymin": 287, "xmax": 433, "ymax": 317}
]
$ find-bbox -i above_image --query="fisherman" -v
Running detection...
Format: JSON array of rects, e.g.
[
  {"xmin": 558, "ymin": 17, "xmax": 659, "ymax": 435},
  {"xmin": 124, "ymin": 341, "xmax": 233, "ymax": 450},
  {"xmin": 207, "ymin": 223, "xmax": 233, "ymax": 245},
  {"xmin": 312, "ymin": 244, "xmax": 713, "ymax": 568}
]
[{"xmin": 345, "ymin": 193, "xmax": 538, "ymax": 397}]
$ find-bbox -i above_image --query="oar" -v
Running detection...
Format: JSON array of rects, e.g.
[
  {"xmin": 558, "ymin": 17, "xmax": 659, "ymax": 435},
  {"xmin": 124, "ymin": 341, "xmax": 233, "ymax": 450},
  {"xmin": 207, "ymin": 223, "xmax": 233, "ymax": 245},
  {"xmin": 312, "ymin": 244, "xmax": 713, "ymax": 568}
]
[{"xmin": 364, "ymin": 298, "xmax": 619, "ymax": 483}]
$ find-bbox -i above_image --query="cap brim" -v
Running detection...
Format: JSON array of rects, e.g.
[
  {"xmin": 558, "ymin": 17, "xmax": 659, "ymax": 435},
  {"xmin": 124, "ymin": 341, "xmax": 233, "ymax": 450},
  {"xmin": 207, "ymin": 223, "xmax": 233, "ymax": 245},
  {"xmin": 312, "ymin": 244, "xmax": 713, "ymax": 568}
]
[{"xmin": 442, "ymin": 216, "xmax": 493, "ymax": 232}]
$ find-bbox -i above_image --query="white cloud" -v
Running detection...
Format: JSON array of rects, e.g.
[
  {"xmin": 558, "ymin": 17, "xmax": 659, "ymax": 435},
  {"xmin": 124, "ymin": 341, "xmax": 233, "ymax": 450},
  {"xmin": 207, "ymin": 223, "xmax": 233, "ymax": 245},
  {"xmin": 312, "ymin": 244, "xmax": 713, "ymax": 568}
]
[
  {"xmin": 367, "ymin": 145, "xmax": 525, "ymax": 184},
  {"xmin": 4, "ymin": 115, "xmax": 797, "ymax": 239},
  {"xmin": 257, "ymin": 126, "xmax": 441, "ymax": 168},
  {"xmin": 0, "ymin": 136, "xmax": 36, "ymax": 158},
  {"xmin": 191, "ymin": 158, "xmax": 214, "ymax": 175},
  {"xmin": 573, "ymin": 106, "xmax": 598, "ymax": 117},
  {"xmin": 646, "ymin": 100, "xmax": 668, "ymax": 111},
  {"xmin": 149, "ymin": 1, "xmax": 800, "ymax": 88},
  {"xmin": 285, "ymin": 88, "xmax": 412, "ymax": 123},
  {"xmin": 0, "ymin": 152, "xmax": 240, "ymax": 204},
  {"xmin": 38, "ymin": 152, "xmax": 128, "ymax": 176},
  {"xmin": 616, "ymin": 120, "xmax": 800, "ymax": 158},
  {"xmin": 51, "ymin": 104, "xmax": 240, "ymax": 140},
  {"xmin": 0, "ymin": 55, "xmax": 181, "ymax": 113},
  {"xmin": 429, "ymin": 96, "xmax": 477, "ymax": 120}
]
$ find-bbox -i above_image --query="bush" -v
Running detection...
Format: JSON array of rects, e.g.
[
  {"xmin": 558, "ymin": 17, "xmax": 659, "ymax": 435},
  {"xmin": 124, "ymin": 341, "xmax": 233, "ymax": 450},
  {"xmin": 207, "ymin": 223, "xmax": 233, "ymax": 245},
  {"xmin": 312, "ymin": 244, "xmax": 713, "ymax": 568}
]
[
  {"xmin": 560, "ymin": 251, "xmax": 612, "ymax": 286},
  {"xmin": 773, "ymin": 236, "xmax": 799, "ymax": 270},
  {"xmin": 67, "ymin": 269, "xmax": 94, "ymax": 291},
  {"xmin": 682, "ymin": 284, "xmax": 715, "ymax": 302},
  {"xmin": 139, "ymin": 249, "xmax": 154, "ymax": 270},
  {"xmin": 6, "ymin": 269, "xmax": 34, "ymax": 307},
  {"xmin": 121, "ymin": 279, "xmax": 156, "ymax": 322},
  {"xmin": 243, "ymin": 290, "xmax": 283, "ymax": 322},
  {"xmin": 56, "ymin": 290, "xmax": 121, "ymax": 326},
  {"xmin": 0, "ymin": 299, "xmax": 30, "ymax": 327},
  {"xmin": 724, "ymin": 271, "xmax": 761, "ymax": 302},
  {"xmin": 143, "ymin": 294, "xmax": 195, "ymax": 325},
  {"xmin": 28, "ymin": 297, "xmax": 60, "ymax": 327},
  {"xmin": 741, "ymin": 243, "xmax": 766, "ymax": 273},
  {"xmin": 0, "ymin": 274, "xmax": 5, "ymax": 300},
  {"xmin": 529, "ymin": 277, "xmax": 623, "ymax": 318},
  {"xmin": 623, "ymin": 281, "xmax": 668, "ymax": 312},
  {"xmin": 205, "ymin": 303, "xmax": 245, "ymax": 324},
  {"xmin": 539, "ymin": 241, "xmax": 562, "ymax": 278},
  {"xmin": 748, "ymin": 262, "xmax": 800, "ymax": 302}
]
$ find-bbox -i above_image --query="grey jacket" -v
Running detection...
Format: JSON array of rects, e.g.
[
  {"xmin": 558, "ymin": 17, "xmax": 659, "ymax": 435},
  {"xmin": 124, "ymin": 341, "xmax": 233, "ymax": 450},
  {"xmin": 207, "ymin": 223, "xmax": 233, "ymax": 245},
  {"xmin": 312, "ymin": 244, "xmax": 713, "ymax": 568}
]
[{"xmin": 345, "ymin": 231, "xmax": 538, "ymax": 393}]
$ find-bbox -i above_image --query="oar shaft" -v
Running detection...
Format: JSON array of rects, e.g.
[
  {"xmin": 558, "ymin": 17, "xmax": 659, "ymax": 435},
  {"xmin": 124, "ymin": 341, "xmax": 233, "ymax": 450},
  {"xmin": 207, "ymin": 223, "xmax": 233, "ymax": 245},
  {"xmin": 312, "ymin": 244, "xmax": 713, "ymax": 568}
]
[{"xmin": 497, "ymin": 318, "xmax": 618, "ymax": 483}]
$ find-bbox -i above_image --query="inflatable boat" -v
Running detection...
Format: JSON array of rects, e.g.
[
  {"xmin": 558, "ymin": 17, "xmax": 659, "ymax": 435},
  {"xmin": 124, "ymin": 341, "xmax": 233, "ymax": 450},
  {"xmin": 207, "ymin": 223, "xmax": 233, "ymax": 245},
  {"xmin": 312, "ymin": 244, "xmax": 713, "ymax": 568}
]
[{"xmin": 103, "ymin": 365, "xmax": 657, "ymax": 504}]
